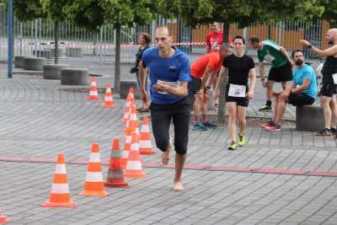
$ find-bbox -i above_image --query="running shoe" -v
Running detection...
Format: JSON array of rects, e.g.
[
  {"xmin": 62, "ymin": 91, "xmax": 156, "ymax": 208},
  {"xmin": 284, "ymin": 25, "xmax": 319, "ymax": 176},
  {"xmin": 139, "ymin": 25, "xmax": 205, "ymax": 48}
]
[
  {"xmin": 258, "ymin": 105, "xmax": 272, "ymax": 112},
  {"xmin": 192, "ymin": 122, "xmax": 208, "ymax": 131},
  {"xmin": 265, "ymin": 124, "xmax": 281, "ymax": 132},
  {"xmin": 260, "ymin": 121, "xmax": 274, "ymax": 129},
  {"xmin": 203, "ymin": 121, "xmax": 217, "ymax": 128},
  {"xmin": 316, "ymin": 128, "xmax": 332, "ymax": 136},
  {"xmin": 228, "ymin": 141, "xmax": 237, "ymax": 151},
  {"xmin": 238, "ymin": 135, "xmax": 247, "ymax": 147}
]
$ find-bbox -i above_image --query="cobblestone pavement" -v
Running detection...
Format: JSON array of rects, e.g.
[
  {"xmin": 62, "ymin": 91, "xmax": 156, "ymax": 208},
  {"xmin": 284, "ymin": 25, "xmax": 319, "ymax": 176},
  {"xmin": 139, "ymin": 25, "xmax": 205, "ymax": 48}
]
[{"xmin": 0, "ymin": 74, "xmax": 336, "ymax": 225}]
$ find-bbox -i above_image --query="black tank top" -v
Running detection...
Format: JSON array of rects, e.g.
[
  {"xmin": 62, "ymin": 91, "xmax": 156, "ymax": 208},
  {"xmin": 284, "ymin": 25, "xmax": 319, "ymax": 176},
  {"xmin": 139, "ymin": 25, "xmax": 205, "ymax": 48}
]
[{"xmin": 322, "ymin": 56, "xmax": 337, "ymax": 84}]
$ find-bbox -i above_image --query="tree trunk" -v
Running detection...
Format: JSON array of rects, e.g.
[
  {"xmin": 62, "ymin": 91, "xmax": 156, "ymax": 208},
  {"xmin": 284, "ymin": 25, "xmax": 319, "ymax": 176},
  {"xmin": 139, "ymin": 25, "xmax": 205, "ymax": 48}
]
[
  {"xmin": 114, "ymin": 23, "xmax": 121, "ymax": 93},
  {"xmin": 217, "ymin": 22, "xmax": 230, "ymax": 125},
  {"xmin": 54, "ymin": 21, "xmax": 59, "ymax": 64}
]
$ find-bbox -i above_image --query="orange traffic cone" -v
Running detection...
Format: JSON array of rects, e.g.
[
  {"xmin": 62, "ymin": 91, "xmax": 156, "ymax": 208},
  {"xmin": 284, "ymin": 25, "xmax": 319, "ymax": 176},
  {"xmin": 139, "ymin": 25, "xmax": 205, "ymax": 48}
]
[
  {"xmin": 121, "ymin": 127, "xmax": 132, "ymax": 169},
  {"xmin": 103, "ymin": 84, "xmax": 115, "ymax": 108},
  {"xmin": 123, "ymin": 99, "xmax": 131, "ymax": 125},
  {"xmin": 42, "ymin": 153, "xmax": 76, "ymax": 208},
  {"xmin": 127, "ymin": 87, "xmax": 135, "ymax": 102},
  {"xmin": 0, "ymin": 212, "xmax": 8, "ymax": 224},
  {"xmin": 125, "ymin": 133, "xmax": 145, "ymax": 178},
  {"xmin": 87, "ymin": 77, "xmax": 98, "ymax": 100},
  {"xmin": 127, "ymin": 104, "xmax": 139, "ymax": 133},
  {"xmin": 80, "ymin": 143, "xmax": 108, "ymax": 197},
  {"xmin": 105, "ymin": 138, "xmax": 128, "ymax": 188},
  {"xmin": 139, "ymin": 116, "xmax": 155, "ymax": 155}
]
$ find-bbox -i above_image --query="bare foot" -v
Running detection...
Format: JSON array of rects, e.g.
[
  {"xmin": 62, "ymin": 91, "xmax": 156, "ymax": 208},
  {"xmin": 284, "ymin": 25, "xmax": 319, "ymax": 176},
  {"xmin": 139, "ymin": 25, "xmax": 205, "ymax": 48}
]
[
  {"xmin": 173, "ymin": 181, "xmax": 184, "ymax": 192},
  {"xmin": 161, "ymin": 150, "xmax": 170, "ymax": 166}
]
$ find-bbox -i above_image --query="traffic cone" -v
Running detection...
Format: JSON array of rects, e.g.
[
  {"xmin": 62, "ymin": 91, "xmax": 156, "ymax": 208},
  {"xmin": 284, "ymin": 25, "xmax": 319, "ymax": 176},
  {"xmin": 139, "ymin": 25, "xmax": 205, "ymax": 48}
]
[
  {"xmin": 0, "ymin": 212, "xmax": 8, "ymax": 224},
  {"xmin": 80, "ymin": 143, "xmax": 108, "ymax": 197},
  {"xmin": 139, "ymin": 116, "xmax": 155, "ymax": 155},
  {"xmin": 127, "ymin": 104, "xmax": 139, "ymax": 133},
  {"xmin": 87, "ymin": 77, "xmax": 98, "ymax": 100},
  {"xmin": 42, "ymin": 153, "xmax": 76, "ymax": 208},
  {"xmin": 127, "ymin": 87, "xmax": 135, "ymax": 102},
  {"xmin": 105, "ymin": 138, "xmax": 128, "ymax": 188},
  {"xmin": 121, "ymin": 127, "xmax": 132, "ymax": 169},
  {"xmin": 123, "ymin": 99, "xmax": 131, "ymax": 125},
  {"xmin": 125, "ymin": 133, "xmax": 145, "ymax": 178},
  {"xmin": 103, "ymin": 84, "xmax": 115, "ymax": 108}
]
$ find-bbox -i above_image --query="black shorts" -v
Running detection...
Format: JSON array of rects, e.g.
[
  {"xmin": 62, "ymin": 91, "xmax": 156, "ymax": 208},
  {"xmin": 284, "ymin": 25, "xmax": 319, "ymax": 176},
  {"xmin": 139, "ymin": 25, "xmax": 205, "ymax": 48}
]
[
  {"xmin": 150, "ymin": 98, "xmax": 191, "ymax": 155},
  {"xmin": 288, "ymin": 93, "xmax": 315, "ymax": 106},
  {"xmin": 319, "ymin": 83, "xmax": 337, "ymax": 97},
  {"xmin": 225, "ymin": 85, "xmax": 249, "ymax": 107},
  {"xmin": 268, "ymin": 62, "xmax": 293, "ymax": 82}
]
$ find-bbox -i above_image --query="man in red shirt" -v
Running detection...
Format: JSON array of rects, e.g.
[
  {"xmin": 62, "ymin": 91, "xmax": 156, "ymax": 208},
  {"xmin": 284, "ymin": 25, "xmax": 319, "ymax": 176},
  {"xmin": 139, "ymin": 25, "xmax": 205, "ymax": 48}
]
[
  {"xmin": 190, "ymin": 46, "xmax": 228, "ymax": 130},
  {"xmin": 206, "ymin": 23, "xmax": 223, "ymax": 53}
]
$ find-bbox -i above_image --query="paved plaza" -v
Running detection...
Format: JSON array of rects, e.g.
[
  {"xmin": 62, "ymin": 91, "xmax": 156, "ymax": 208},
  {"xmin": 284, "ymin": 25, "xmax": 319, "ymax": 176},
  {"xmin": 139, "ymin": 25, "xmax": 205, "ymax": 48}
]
[{"xmin": 0, "ymin": 69, "xmax": 336, "ymax": 225}]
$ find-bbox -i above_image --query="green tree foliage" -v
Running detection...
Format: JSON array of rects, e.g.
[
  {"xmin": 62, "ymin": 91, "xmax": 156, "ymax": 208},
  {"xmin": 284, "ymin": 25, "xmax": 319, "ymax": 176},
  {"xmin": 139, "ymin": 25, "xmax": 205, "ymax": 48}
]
[
  {"xmin": 318, "ymin": 0, "xmax": 337, "ymax": 26},
  {"xmin": 14, "ymin": 0, "xmax": 46, "ymax": 21}
]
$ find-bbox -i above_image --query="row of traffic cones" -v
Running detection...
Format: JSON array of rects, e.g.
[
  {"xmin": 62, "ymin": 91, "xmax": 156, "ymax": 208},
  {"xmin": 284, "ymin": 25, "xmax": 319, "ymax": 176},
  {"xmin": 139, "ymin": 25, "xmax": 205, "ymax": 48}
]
[
  {"xmin": 37, "ymin": 87, "xmax": 155, "ymax": 211},
  {"xmin": 87, "ymin": 77, "xmax": 115, "ymax": 109}
]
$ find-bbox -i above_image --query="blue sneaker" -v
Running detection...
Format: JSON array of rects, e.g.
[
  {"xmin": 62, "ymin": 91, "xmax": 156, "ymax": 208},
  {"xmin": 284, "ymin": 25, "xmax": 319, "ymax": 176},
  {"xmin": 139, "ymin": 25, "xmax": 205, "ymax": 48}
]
[
  {"xmin": 203, "ymin": 121, "xmax": 217, "ymax": 128},
  {"xmin": 192, "ymin": 122, "xmax": 208, "ymax": 131}
]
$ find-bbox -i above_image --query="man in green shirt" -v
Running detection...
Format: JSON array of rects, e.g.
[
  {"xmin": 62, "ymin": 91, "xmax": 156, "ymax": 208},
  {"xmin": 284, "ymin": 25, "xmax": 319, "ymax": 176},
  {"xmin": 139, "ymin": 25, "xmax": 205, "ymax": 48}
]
[{"xmin": 250, "ymin": 37, "xmax": 293, "ymax": 111}]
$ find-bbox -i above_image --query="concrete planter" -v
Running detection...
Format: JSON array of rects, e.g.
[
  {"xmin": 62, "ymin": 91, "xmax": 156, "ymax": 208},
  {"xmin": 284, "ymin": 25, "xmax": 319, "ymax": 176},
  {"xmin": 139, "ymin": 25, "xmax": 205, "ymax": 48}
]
[
  {"xmin": 61, "ymin": 68, "xmax": 89, "ymax": 85},
  {"xmin": 296, "ymin": 105, "xmax": 324, "ymax": 131},
  {"xmin": 120, "ymin": 80, "xmax": 140, "ymax": 99},
  {"xmin": 23, "ymin": 57, "xmax": 46, "ymax": 71},
  {"xmin": 14, "ymin": 56, "xmax": 25, "ymax": 68},
  {"xmin": 43, "ymin": 64, "xmax": 69, "ymax": 80}
]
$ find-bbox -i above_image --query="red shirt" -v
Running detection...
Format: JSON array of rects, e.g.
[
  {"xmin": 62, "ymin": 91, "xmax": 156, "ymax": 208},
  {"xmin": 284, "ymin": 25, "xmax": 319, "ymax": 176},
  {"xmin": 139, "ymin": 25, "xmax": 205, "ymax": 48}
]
[
  {"xmin": 191, "ymin": 52, "xmax": 222, "ymax": 78},
  {"xmin": 206, "ymin": 31, "xmax": 223, "ymax": 52}
]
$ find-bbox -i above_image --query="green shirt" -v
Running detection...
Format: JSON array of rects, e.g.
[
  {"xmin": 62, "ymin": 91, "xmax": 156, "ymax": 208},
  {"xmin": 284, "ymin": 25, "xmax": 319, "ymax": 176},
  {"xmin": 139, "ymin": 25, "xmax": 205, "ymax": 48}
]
[{"xmin": 257, "ymin": 40, "xmax": 288, "ymax": 68}]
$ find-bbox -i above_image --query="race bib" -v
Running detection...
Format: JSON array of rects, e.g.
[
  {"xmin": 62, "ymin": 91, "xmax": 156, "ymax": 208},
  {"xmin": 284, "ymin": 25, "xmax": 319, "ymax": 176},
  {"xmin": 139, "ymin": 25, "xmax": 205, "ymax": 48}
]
[
  {"xmin": 333, "ymin": 73, "xmax": 337, "ymax": 85},
  {"xmin": 228, "ymin": 84, "xmax": 246, "ymax": 97},
  {"xmin": 156, "ymin": 80, "xmax": 179, "ymax": 95}
]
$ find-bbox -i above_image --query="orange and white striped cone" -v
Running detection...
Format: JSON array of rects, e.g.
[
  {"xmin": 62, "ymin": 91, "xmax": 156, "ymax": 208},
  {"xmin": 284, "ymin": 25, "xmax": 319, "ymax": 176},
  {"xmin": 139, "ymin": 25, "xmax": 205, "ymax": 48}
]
[
  {"xmin": 139, "ymin": 116, "xmax": 155, "ymax": 155},
  {"xmin": 0, "ymin": 212, "xmax": 8, "ymax": 224},
  {"xmin": 87, "ymin": 77, "xmax": 98, "ymax": 100},
  {"xmin": 127, "ymin": 87, "xmax": 135, "ymax": 102},
  {"xmin": 121, "ymin": 127, "xmax": 132, "ymax": 169},
  {"xmin": 125, "ymin": 133, "xmax": 145, "ymax": 178},
  {"xmin": 123, "ymin": 99, "xmax": 131, "ymax": 125},
  {"xmin": 105, "ymin": 138, "xmax": 128, "ymax": 188},
  {"xmin": 80, "ymin": 143, "xmax": 108, "ymax": 197},
  {"xmin": 42, "ymin": 153, "xmax": 76, "ymax": 208},
  {"xmin": 127, "ymin": 104, "xmax": 139, "ymax": 133},
  {"xmin": 103, "ymin": 84, "xmax": 115, "ymax": 108}
]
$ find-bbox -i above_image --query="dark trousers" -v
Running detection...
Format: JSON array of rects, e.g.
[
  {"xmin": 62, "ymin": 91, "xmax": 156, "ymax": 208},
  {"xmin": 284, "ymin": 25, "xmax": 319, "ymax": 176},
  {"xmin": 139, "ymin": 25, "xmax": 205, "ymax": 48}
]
[{"xmin": 150, "ymin": 98, "xmax": 191, "ymax": 155}]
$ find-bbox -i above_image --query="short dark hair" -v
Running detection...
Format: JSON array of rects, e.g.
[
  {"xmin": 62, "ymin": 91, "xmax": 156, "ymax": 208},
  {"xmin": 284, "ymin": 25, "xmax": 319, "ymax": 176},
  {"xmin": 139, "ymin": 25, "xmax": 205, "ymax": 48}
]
[
  {"xmin": 249, "ymin": 37, "xmax": 260, "ymax": 44},
  {"xmin": 233, "ymin": 35, "xmax": 246, "ymax": 44},
  {"xmin": 140, "ymin": 32, "xmax": 151, "ymax": 45},
  {"xmin": 291, "ymin": 49, "xmax": 304, "ymax": 58}
]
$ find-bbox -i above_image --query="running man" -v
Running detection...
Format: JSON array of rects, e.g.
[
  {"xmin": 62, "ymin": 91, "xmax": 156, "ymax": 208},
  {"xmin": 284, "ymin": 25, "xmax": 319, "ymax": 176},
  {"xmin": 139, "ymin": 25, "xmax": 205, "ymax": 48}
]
[
  {"xmin": 250, "ymin": 37, "xmax": 293, "ymax": 112},
  {"xmin": 215, "ymin": 36, "xmax": 256, "ymax": 150},
  {"xmin": 301, "ymin": 28, "xmax": 337, "ymax": 137},
  {"xmin": 190, "ymin": 46, "xmax": 228, "ymax": 131},
  {"xmin": 140, "ymin": 26, "xmax": 191, "ymax": 191}
]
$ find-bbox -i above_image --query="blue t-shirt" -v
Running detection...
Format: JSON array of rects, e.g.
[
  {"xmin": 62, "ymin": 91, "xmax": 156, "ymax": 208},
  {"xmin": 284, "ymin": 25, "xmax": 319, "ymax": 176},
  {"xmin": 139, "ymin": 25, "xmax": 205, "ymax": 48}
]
[
  {"xmin": 293, "ymin": 64, "xmax": 318, "ymax": 98},
  {"xmin": 142, "ymin": 47, "xmax": 191, "ymax": 104}
]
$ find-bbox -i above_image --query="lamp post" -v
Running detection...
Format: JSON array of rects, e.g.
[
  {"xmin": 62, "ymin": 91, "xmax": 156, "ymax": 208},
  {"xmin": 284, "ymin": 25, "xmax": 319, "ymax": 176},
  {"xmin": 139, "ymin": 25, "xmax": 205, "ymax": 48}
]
[{"xmin": 7, "ymin": 0, "xmax": 14, "ymax": 78}]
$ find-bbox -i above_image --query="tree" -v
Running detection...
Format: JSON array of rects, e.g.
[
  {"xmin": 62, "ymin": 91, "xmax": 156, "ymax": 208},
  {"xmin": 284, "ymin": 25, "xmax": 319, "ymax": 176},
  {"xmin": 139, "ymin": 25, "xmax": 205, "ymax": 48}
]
[
  {"xmin": 40, "ymin": 0, "xmax": 74, "ymax": 64},
  {"xmin": 14, "ymin": 0, "xmax": 46, "ymax": 21},
  {"xmin": 318, "ymin": 0, "xmax": 337, "ymax": 26},
  {"xmin": 67, "ymin": 0, "xmax": 158, "ymax": 92}
]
